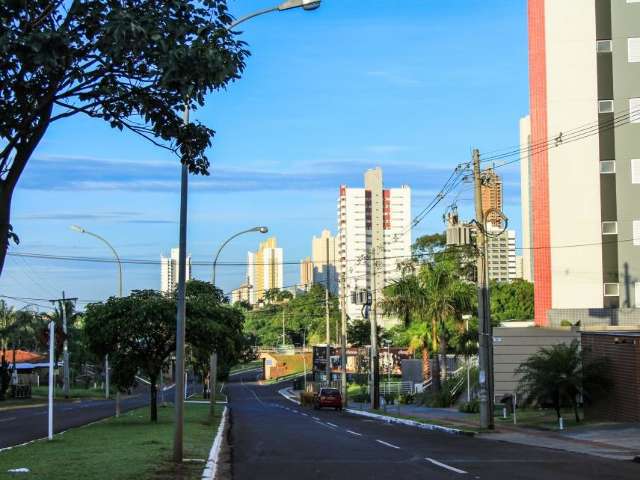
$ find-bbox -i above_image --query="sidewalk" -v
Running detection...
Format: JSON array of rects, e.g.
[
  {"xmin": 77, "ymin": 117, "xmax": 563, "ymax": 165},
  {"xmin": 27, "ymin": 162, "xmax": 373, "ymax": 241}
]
[{"xmin": 349, "ymin": 399, "xmax": 640, "ymax": 461}]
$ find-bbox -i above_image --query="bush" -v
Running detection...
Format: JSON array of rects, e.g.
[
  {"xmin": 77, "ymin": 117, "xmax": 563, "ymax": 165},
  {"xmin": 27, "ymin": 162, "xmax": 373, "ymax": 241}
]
[
  {"xmin": 458, "ymin": 398, "xmax": 480, "ymax": 413},
  {"xmin": 399, "ymin": 393, "xmax": 415, "ymax": 405},
  {"xmin": 383, "ymin": 393, "xmax": 397, "ymax": 405},
  {"xmin": 299, "ymin": 391, "xmax": 316, "ymax": 407}
]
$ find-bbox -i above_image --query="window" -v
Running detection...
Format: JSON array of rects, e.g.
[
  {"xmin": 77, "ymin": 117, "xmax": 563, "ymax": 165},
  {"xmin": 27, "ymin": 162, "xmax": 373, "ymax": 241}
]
[
  {"xmin": 630, "ymin": 38, "xmax": 640, "ymax": 62},
  {"xmin": 604, "ymin": 283, "xmax": 620, "ymax": 297},
  {"xmin": 600, "ymin": 160, "xmax": 616, "ymax": 174},
  {"xmin": 634, "ymin": 220, "xmax": 640, "ymax": 246},
  {"xmin": 631, "ymin": 98, "xmax": 640, "ymax": 123},
  {"xmin": 632, "ymin": 159, "xmax": 640, "ymax": 183},
  {"xmin": 599, "ymin": 100, "xmax": 614, "ymax": 113},
  {"xmin": 602, "ymin": 221, "xmax": 618, "ymax": 234},
  {"xmin": 597, "ymin": 40, "xmax": 612, "ymax": 53}
]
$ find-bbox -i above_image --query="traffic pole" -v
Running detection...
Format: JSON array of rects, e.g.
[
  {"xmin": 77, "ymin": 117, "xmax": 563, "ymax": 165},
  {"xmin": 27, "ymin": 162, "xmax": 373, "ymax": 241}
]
[
  {"xmin": 48, "ymin": 319, "xmax": 55, "ymax": 440},
  {"xmin": 472, "ymin": 148, "xmax": 494, "ymax": 430},
  {"xmin": 340, "ymin": 271, "xmax": 348, "ymax": 407}
]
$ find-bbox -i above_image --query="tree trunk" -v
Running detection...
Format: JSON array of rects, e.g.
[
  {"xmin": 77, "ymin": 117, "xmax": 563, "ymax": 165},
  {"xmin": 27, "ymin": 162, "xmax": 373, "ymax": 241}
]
[
  {"xmin": 439, "ymin": 327, "xmax": 448, "ymax": 382},
  {"xmin": 149, "ymin": 375, "xmax": 158, "ymax": 423},
  {"xmin": 572, "ymin": 398, "xmax": 581, "ymax": 423},
  {"xmin": 432, "ymin": 354, "xmax": 441, "ymax": 393},
  {"xmin": 421, "ymin": 347, "xmax": 431, "ymax": 383},
  {"xmin": 0, "ymin": 186, "xmax": 14, "ymax": 277}
]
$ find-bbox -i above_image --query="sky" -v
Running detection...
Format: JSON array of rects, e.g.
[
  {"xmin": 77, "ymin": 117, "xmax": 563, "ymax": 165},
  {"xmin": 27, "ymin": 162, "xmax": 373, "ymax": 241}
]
[{"xmin": 0, "ymin": 0, "xmax": 529, "ymax": 311}]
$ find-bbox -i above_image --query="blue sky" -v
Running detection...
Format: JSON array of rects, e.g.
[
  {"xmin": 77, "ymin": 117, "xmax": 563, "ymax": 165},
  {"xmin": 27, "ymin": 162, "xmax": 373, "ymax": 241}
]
[{"xmin": 1, "ymin": 0, "xmax": 528, "ymax": 310}]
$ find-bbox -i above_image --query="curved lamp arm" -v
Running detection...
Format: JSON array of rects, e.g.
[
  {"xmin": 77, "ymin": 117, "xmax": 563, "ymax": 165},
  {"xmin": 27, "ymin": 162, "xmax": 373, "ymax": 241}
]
[
  {"xmin": 71, "ymin": 226, "xmax": 123, "ymax": 297},
  {"xmin": 212, "ymin": 227, "xmax": 268, "ymax": 286}
]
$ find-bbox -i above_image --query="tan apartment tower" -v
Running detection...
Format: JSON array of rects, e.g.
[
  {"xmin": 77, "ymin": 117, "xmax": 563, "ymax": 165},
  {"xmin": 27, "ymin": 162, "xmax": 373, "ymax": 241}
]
[{"xmin": 247, "ymin": 237, "xmax": 283, "ymax": 305}]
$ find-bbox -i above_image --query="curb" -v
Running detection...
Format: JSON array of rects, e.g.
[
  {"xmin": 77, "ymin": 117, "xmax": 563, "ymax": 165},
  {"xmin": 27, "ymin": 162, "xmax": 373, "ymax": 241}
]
[
  {"xmin": 202, "ymin": 406, "xmax": 228, "ymax": 480},
  {"xmin": 344, "ymin": 408, "xmax": 474, "ymax": 437},
  {"xmin": 274, "ymin": 389, "xmax": 471, "ymax": 437}
]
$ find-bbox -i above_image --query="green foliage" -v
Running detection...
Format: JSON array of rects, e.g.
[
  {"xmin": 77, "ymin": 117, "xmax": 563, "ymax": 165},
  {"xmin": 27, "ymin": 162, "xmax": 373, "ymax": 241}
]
[
  {"xmin": 0, "ymin": 1, "xmax": 248, "ymax": 274},
  {"xmin": 490, "ymin": 279, "xmax": 534, "ymax": 321},
  {"xmin": 399, "ymin": 392, "xmax": 415, "ymax": 405},
  {"xmin": 244, "ymin": 284, "xmax": 339, "ymax": 347},
  {"xmin": 458, "ymin": 398, "xmax": 480, "ymax": 413},
  {"xmin": 516, "ymin": 340, "xmax": 611, "ymax": 422},
  {"xmin": 0, "ymin": 350, "xmax": 10, "ymax": 400},
  {"xmin": 347, "ymin": 318, "xmax": 388, "ymax": 347}
]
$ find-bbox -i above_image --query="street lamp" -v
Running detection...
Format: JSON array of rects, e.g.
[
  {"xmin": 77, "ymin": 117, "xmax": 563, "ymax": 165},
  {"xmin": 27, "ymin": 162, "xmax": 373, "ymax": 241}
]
[
  {"xmin": 211, "ymin": 226, "xmax": 268, "ymax": 286},
  {"xmin": 70, "ymin": 225, "xmax": 123, "ymax": 407},
  {"xmin": 208, "ymin": 226, "xmax": 268, "ymax": 414},
  {"xmin": 173, "ymin": 0, "xmax": 320, "ymax": 462}
]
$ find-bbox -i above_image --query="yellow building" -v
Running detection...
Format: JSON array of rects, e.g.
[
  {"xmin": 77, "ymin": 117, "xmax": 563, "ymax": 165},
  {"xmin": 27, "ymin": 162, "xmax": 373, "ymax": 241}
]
[
  {"xmin": 300, "ymin": 257, "xmax": 314, "ymax": 290},
  {"xmin": 248, "ymin": 237, "xmax": 283, "ymax": 305}
]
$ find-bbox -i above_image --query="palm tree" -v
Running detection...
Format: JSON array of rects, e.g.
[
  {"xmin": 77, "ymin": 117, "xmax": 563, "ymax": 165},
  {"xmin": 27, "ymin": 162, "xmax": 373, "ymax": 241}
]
[{"xmin": 516, "ymin": 340, "xmax": 611, "ymax": 422}]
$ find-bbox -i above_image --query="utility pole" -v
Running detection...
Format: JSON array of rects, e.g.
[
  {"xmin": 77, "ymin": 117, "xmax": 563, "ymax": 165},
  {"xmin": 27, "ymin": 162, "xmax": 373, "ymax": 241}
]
[
  {"xmin": 472, "ymin": 148, "xmax": 494, "ymax": 430},
  {"xmin": 47, "ymin": 318, "xmax": 55, "ymax": 440},
  {"xmin": 325, "ymin": 237, "xmax": 331, "ymax": 385},
  {"xmin": 340, "ymin": 271, "xmax": 347, "ymax": 407},
  {"xmin": 50, "ymin": 293, "xmax": 77, "ymax": 399},
  {"xmin": 369, "ymin": 248, "xmax": 380, "ymax": 409},
  {"xmin": 61, "ymin": 291, "xmax": 69, "ymax": 399},
  {"xmin": 282, "ymin": 305, "xmax": 286, "ymax": 346}
]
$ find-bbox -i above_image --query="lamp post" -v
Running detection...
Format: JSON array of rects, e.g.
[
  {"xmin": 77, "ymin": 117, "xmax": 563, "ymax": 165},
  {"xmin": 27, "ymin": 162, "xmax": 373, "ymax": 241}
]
[
  {"xmin": 209, "ymin": 226, "xmax": 267, "ymax": 414},
  {"xmin": 174, "ymin": 0, "xmax": 320, "ymax": 462},
  {"xmin": 70, "ymin": 225, "xmax": 123, "ymax": 411}
]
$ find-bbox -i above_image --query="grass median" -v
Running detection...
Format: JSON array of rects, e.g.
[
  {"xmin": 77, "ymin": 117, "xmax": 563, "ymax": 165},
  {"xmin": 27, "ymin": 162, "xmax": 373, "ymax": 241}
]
[{"xmin": 0, "ymin": 403, "xmax": 222, "ymax": 480}]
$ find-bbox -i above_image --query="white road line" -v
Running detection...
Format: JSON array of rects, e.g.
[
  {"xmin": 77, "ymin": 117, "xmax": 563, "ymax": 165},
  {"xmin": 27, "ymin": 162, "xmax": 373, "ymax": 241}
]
[
  {"xmin": 426, "ymin": 458, "xmax": 467, "ymax": 474},
  {"xmin": 346, "ymin": 430, "xmax": 362, "ymax": 436},
  {"xmin": 326, "ymin": 422, "xmax": 338, "ymax": 428},
  {"xmin": 376, "ymin": 440, "xmax": 401, "ymax": 450},
  {"xmin": 312, "ymin": 416, "xmax": 320, "ymax": 421},
  {"xmin": 0, "ymin": 416, "xmax": 17, "ymax": 423},
  {"xmin": 301, "ymin": 413, "xmax": 309, "ymax": 417}
]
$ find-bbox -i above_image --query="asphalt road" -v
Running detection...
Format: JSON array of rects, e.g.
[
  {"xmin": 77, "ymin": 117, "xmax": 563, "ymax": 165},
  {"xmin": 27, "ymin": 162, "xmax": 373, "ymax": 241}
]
[{"xmin": 228, "ymin": 373, "xmax": 640, "ymax": 480}]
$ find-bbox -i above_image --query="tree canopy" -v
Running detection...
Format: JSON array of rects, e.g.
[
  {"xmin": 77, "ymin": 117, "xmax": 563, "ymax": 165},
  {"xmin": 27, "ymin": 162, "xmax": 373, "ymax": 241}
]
[
  {"xmin": 0, "ymin": 1, "xmax": 249, "ymax": 274},
  {"xmin": 490, "ymin": 279, "xmax": 534, "ymax": 321}
]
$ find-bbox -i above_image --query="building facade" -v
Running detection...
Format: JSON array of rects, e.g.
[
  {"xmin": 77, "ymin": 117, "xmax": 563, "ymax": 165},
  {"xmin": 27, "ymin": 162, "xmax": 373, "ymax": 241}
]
[
  {"xmin": 231, "ymin": 281, "xmax": 251, "ymax": 304},
  {"xmin": 528, "ymin": 0, "xmax": 640, "ymax": 325},
  {"xmin": 160, "ymin": 248, "xmax": 192, "ymax": 294},
  {"xmin": 299, "ymin": 257, "xmax": 314, "ymax": 290},
  {"xmin": 247, "ymin": 237, "xmax": 283, "ymax": 305},
  {"xmin": 299, "ymin": 230, "xmax": 338, "ymax": 293},
  {"xmin": 520, "ymin": 115, "xmax": 534, "ymax": 282},
  {"xmin": 486, "ymin": 227, "xmax": 519, "ymax": 282},
  {"xmin": 481, "ymin": 167, "xmax": 504, "ymax": 228},
  {"xmin": 337, "ymin": 167, "xmax": 412, "ymax": 328}
]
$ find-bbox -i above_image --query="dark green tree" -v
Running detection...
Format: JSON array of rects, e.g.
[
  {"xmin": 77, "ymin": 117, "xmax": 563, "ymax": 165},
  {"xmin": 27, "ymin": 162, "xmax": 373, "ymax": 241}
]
[
  {"xmin": 516, "ymin": 340, "xmax": 611, "ymax": 422},
  {"xmin": 0, "ymin": 1, "xmax": 248, "ymax": 275},
  {"xmin": 85, "ymin": 290, "xmax": 176, "ymax": 422},
  {"xmin": 490, "ymin": 279, "xmax": 534, "ymax": 322}
]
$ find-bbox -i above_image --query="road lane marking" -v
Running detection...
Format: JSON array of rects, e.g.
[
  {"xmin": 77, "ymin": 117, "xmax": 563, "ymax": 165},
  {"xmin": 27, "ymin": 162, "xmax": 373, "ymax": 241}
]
[
  {"xmin": 326, "ymin": 422, "xmax": 338, "ymax": 428},
  {"xmin": 301, "ymin": 413, "xmax": 308, "ymax": 417},
  {"xmin": 426, "ymin": 458, "xmax": 467, "ymax": 474},
  {"xmin": 376, "ymin": 440, "xmax": 401, "ymax": 450},
  {"xmin": 312, "ymin": 416, "xmax": 320, "ymax": 420},
  {"xmin": 346, "ymin": 430, "xmax": 362, "ymax": 436},
  {"xmin": 0, "ymin": 416, "xmax": 17, "ymax": 423}
]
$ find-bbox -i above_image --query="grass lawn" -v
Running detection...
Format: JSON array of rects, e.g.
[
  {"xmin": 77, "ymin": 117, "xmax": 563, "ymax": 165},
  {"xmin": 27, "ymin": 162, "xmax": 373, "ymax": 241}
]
[
  {"xmin": 494, "ymin": 407, "xmax": 587, "ymax": 430},
  {"xmin": 31, "ymin": 386, "xmax": 111, "ymax": 400},
  {"xmin": 0, "ymin": 403, "xmax": 222, "ymax": 480}
]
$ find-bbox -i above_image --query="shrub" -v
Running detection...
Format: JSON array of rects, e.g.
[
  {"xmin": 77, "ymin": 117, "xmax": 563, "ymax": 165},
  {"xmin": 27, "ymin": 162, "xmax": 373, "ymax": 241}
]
[
  {"xmin": 299, "ymin": 391, "xmax": 316, "ymax": 407},
  {"xmin": 399, "ymin": 393, "xmax": 415, "ymax": 405},
  {"xmin": 458, "ymin": 398, "xmax": 480, "ymax": 413}
]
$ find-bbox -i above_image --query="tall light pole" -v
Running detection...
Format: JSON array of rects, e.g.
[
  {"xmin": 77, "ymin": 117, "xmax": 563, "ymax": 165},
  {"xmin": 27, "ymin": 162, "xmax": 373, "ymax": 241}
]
[
  {"xmin": 174, "ymin": 0, "xmax": 320, "ymax": 463},
  {"xmin": 209, "ymin": 226, "xmax": 268, "ymax": 414},
  {"xmin": 70, "ymin": 225, "xmax": 123, "ymax": 410}
]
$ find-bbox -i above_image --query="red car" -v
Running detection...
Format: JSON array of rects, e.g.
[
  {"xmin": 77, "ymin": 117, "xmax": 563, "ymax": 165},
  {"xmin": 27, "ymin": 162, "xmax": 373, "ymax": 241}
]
[{"xmin": 314, "ymin": 388, "xmax": 343, "ymax": 411}]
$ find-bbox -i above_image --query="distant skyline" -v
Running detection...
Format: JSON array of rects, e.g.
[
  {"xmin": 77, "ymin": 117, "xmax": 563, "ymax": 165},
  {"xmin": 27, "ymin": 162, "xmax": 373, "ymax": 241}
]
[{"xmin": 0, "ymin": 0, "xmax": 528, "ymax": 310}]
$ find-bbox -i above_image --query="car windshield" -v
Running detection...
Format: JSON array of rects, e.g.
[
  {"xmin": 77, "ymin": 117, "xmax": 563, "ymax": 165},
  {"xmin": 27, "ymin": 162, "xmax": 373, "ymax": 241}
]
[{"xmin": 322, "ymin": 389, "xmax": 339, "ymax": 396}]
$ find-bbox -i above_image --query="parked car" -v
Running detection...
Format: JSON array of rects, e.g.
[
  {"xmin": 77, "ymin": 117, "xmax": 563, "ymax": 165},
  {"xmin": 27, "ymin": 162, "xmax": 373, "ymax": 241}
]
[{"xmin": 314, "ymin": 388, "xmax": 342, "ymax": 411}]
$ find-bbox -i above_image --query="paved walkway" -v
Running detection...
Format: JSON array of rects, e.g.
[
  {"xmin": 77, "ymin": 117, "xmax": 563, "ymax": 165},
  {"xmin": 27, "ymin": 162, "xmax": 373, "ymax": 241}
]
[{"xmin": 348, "ymin": 399, "xmax": 640, "ymax": 461}]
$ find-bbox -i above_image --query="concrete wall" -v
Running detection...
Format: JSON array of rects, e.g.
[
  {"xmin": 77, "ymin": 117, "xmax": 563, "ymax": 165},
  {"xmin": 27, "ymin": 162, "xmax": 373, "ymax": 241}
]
[
  {"xmin": 548, "ymin": 308, "xmax": 640, "ymax": 327},
  {"xmin": 493, "ymin": 326, "xmax": 580, "ymax": 399}
]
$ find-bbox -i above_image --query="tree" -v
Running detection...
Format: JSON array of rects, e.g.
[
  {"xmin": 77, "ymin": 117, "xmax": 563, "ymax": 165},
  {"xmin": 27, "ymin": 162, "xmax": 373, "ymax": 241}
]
[
  {"xmin": 516, "ymin": 340, "xmax": 611, "ymax": 422},
  {"xmin": 85, "ymin": 290, "xmax": 176, "ymax": 422},
  {"xmin": 0, "ymin": 1, "xmax": 249, "ymax": 275},
  {"xmin": 185, "ymin": 280, "xmax": 244, "ymax": 396},
  {"xmin": 490, "ymin": 279, "xmax": 534, "ymax": 322}
]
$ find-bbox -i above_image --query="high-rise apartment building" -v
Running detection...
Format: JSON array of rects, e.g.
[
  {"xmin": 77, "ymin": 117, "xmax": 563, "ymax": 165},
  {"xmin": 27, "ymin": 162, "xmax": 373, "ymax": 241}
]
[
  {"xmin": 299, "ymin": 257, "xmax": 314, "ymax": 290},
  {"xmin": 528, "ymin": 0, "xmax": 640, "ymax": 326},
  {"xmin": 520, "ymin": 115, "xmax": 534, "ymax": 283},
  {"xmin": 160, "ymin": 248, "xmax": 192, "ymax": 294},
  {"xmin": 481, "ymin": 167, "xmax": 503, "ymax": 228},
  {"xmin": 231, "ymin": 281, "xmax": 251, "ymax": 304},
  {"xmin": 337, "ymin": 167, "xmax": 411, "ymax": 328},
  {"xmin": 247, "ymin": 237, "xmax": 283, "ymax": 305},
  {"xmin": 486, "ymin": 228, "xmax": 518, "ymax": 283}
]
